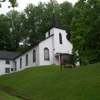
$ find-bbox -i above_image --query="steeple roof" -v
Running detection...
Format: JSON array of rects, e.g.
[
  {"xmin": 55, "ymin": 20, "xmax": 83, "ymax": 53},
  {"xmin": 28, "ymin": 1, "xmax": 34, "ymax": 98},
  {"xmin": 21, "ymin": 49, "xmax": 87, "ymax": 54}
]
[
  {"xmin": 51, "ymin": 13, "xmax": 60, "ymax": 28},
  {"xmin": 45, "ymin": 12, "xmax": 66, "ymax": 33}
]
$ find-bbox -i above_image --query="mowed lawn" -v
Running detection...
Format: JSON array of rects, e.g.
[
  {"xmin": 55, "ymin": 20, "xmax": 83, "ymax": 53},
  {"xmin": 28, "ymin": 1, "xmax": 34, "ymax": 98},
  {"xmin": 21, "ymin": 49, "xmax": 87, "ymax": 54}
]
[
  {"xmin": 0, "ymin": 90, "xmax": 22, "ymax": 100},
  {"xmin": 0, "ymin": 63, "xmax": 100, "ymax": 100}
]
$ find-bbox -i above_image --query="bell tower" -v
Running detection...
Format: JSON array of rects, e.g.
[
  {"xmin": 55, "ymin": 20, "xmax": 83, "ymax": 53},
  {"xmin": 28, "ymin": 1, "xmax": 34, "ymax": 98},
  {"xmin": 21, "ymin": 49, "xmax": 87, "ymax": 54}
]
[{"xmin": 45, "ymin": 12, "xmax": 62, "ymax": 38}]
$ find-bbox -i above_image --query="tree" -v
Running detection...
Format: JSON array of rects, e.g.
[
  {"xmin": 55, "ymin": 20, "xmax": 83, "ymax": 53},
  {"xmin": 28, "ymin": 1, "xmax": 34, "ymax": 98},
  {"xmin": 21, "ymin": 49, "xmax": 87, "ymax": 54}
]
[
  {"xmin": 0, "ymin": 0, "xmax": 74, "ymax": 52},
  {"xmin": 23, "ymin": 0, "xmax": 74, "ymax": 46},
  {"xmin": 70, "ymin": 0, "xmax": 100, "ymax": 65},
  {"xmin": 23, "ymin": 1, "xmax": 58, "ymax": 46},
  {"xmin": 59, "ymin": 1, "xmax": 74, "ymax": 40},
  {"xmin": 0, "ymin": 14, "xmax": 11, "ymax": 51},
  {"xmin": 0, "ymin": 0, "xmax": 18, "ymax": 8},
  {"xmin": 6, "ymin": 10, "xmax": 24, "ymax": 51}
]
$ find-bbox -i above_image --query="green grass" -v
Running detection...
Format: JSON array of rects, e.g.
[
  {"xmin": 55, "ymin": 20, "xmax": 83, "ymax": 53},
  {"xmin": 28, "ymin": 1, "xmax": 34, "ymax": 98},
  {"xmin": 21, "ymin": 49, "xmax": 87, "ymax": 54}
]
[
  {"xmin": 0, "ymin": 90, "xmax": 22, "ymax": 100},
  {"xmin": 0, "ymin": 63, "xmax": 100, "ymax": 100}
]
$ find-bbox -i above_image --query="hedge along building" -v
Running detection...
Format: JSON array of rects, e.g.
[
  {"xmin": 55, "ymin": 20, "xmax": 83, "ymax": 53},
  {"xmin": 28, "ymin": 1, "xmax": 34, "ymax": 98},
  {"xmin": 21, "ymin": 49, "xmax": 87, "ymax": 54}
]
[{"xmin": 0, "ymin": 13, "xmax": 73, "ymax": 75}]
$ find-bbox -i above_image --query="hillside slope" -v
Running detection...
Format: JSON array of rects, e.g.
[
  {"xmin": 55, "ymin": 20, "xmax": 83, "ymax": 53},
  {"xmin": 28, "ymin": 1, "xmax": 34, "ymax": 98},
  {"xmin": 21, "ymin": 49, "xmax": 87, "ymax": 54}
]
[
  {"xmin": 0, "ymin": 63, "xmax": 100, "ymax": 100},
  {"xmin": 0, "ymin": 90, "xmax": 22, "ymax": 100}
]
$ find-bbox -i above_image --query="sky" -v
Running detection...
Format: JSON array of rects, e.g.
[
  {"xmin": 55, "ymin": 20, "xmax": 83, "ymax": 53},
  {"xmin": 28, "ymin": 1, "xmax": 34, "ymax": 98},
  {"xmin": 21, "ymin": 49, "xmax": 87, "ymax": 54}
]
[{"xmin": 0, "ymin": 0, "xmax": 78, "ymax": 14}]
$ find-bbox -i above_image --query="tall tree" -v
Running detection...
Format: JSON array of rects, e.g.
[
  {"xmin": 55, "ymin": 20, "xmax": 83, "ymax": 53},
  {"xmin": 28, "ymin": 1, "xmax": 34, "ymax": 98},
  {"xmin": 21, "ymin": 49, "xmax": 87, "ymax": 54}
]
[
  {"xmin": 23, "ymin": 0, "xmax": 73, "ymax": 46},
  {"xmin": 6, "ymin": 10, "xmax": 24, "ymax": 51},
  {"xmin": 0, "ymin": 14, "xmax": 11, "ymax": 51},
  {"xmin": 70, "ymin": 0, "xmax": 100, "ymax": 65},
  {"xmin": 59, "ymin": 1, "xmax": 74, "ymax": 40},
  {"xmin": 0, "ymin": 0, "xmax": 74, "ymax": 52},
  {"xmin": 23, "ymin": 3, "xmax": 40, "ymax": 46},
  {"xmin": 0, "ymin": 0, "xmax": 18, "ymax": 8},
  {"xmin": 23, "ymin": 0, "xmax": 59, "ymax": 46}
]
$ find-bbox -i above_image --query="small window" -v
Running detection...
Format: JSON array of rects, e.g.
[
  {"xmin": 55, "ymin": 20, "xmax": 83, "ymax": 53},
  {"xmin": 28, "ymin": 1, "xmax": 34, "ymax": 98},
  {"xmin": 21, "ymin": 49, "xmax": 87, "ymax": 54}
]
[
  {"xmin": 59, "ymin": 33, "xmax": 62, "ymax": 44},
  {"xmin": 6, "ymin": 60, "xmax": 10, "ymax": 64},
  {"xmin": 5, "ymin": 68, "xmax": 10, "ymax": 73},
  {"xmin": 44, "ymin": 47, "xmax": 50, "ymax": 61},
  {"xmin": 26, "ymin": 54, "xmax": 28, "ymax": 66},
  {"xmin": 20, "ymin": 58, "xmax": 22, "ymax": 69},
  {"xmin": 48, "ymin": 31, "xmax": 50, "ymax": 36},
  {"xmin": 11, "ymin": 68, "xmax": 14, "ymax": 71},
  {"xmin": 33, "ymin": 50, "xmax": 36, "ymax": 62}
]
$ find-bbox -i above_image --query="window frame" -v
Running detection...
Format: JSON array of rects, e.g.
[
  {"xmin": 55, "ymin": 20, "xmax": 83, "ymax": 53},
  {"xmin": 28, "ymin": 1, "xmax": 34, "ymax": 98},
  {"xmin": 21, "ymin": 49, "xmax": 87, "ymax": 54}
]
[
  {"xmin": 59, "ymin": 33, "xmax": 62, "ymax": 44},
  {"xmin": 44, "ymin": 47, "xmax": 50, "ymax": 61},
  {"xmin": 5, "ymin": 68, "xmax": 10, "ymax": 73},
  {"xmin": 26, "ymin": 54, "xmax": 28, "ymax": 66},
  {"xmin": 33, "ymin": 50, "xmax": 36, "ymax": 63},
  {"xmin": 5, "ymin": 60, "xmax": 10, "ymax": 64},
  {"xmin": 20, "ymin": 58, "xmax": 22, "ymax": 69},
  {"xmin": 48, "ymin": 30, "xmax": 50, "ymax": 36},
  {"xmin": 11, "ymin": 68, "xmax": 14, "ymax": 71}
]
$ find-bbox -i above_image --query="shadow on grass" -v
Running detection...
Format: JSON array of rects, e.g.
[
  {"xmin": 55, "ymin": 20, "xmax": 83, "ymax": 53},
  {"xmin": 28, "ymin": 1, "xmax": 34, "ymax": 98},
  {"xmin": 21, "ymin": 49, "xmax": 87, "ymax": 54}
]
[{"xmin": 0, "ymin": 86, "xmax": 28, "ymax": 100}]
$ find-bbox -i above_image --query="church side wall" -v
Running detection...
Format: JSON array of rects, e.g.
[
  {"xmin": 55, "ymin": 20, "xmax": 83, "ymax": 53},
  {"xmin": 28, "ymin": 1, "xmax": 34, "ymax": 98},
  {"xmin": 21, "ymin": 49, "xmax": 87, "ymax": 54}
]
[
  {"xmin": 15, "ymin": 45, "xmax": 39, "ymax": 72},
  {"xmin": 0, "ymin": 59, "xmax": 14, "ymax": 75},
  {"xmin": 39, "ymin": 36, "xmax": 54, "ymax": 65}
]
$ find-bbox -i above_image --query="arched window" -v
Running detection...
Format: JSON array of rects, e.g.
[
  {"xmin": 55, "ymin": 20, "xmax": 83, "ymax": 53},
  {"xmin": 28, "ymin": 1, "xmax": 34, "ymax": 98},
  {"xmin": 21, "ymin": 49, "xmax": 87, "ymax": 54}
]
[
  {"xmin": 59, "ymin": 33, "xmax": 62, "ymax": 44},
  {"xmin": 44, "ymin": 47, "xmax": 50, "ymax": 61},
  {"xmin": 20, "ymin": 58, "xmax": 22, "ymax": 69},
  {"xmin": 26, "ymin": 54, "xmax": 28, "ymax": 66},
  {"xmin": 33, "ymin": 50, "xmax": 36, "ymax": 62}
]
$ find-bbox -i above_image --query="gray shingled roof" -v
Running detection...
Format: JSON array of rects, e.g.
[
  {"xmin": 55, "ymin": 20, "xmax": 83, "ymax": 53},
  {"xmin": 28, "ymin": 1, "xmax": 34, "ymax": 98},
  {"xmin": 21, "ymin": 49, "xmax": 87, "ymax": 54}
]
[{"xmin": 0, "ymin": 51, "xmax": 21, "ymax": 60}]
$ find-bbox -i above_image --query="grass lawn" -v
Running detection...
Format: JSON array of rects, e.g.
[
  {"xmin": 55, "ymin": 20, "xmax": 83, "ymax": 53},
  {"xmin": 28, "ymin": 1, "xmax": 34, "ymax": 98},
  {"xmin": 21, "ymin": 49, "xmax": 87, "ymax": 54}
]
[
  {"xmin": 0, "ymin": 62, "xmax": 100, "ymax": 100},
  {"xmin": 0, "ymin": 90, "xmax": 22, "ymax": 100}
]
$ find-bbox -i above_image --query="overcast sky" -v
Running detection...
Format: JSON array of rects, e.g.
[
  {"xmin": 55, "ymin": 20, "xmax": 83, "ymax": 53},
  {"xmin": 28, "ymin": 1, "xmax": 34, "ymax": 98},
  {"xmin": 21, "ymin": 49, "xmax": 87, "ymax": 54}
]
[{"xmin": 0, "ymin": 0, "xmax": 78, "ymax": 14}]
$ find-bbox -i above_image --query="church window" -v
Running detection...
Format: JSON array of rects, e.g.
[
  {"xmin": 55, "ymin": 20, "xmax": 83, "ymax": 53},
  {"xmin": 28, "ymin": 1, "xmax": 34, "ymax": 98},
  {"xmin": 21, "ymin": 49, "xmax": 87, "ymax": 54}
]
[
  {"xmin": 48, "ymin": 30, "xmax": 50, "ymax": 36},
  {"xmin": 59, "ymin": 33, "xmax": 62, "ymax": 44},
  {"xmin": 5, "ymin": 60, "xmax": 10, "ymax": 64},
  {"xmin": 5, "ymin": 68, "xmax": 10, "ymax": 73},
  {"xmin": 33, "ymin": 50, "xmax": 36, "ymax": 62},
  {"xmin": 20, "ymin": 58, "xmax": 22, "ymax": 69},
  {"xmin": 11, "ymin": 68, "xmax": 14, "ymax": 71},
  {"xmin": 26, "ymin": 54, "xmax": 28, "ymax": 66},
  {"xmin": 44, "ymin": 47, "xmax": 50, "ymax": 61}
]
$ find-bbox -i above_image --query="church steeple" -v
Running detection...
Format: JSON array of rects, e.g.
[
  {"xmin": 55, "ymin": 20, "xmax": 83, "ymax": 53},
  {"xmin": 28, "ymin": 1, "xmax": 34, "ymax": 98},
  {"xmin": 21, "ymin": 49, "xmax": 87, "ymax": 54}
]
[
  {"xmin": 51, "ymin": 12, "xmax": 60, "ymax": 28},
  {"xmin": 45, "ymin": 12, "xmax": 65, "ymax": 38}
]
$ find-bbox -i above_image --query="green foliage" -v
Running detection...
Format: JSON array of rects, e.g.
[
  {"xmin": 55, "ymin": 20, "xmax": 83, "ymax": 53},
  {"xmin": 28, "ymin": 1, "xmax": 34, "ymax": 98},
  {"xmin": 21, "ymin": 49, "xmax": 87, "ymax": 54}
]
[
  {"xmin": 23, "ymin": 0, "xmax": 73, "ymax": 46},
  {"xmin": 0, "ymin": 14, "xmax": 12, "ymax": 51},
  {"xmin": 0, "ymin": 0, "xmax": 18, "ymax": 8},
  {"xmin": 0, "ymin": 0, "xmax": 74, "ymax": 52},
  {"xmin": 9, "ymin": 0, "xmax": 18, "ymax": 7},
  {"xmin": 59, "ymin": 1, "xmax": 74, "ymax": 40},
  {"xmin": 0, "ymin": 63, "xmax": 100, "ymax": 100},
  {"xmin": 6, "ymin": 10, "xmax": 25, "ymax": 51},
  {"xmin": 70, "ymin": 0, "xmax": 100, "ymax": 65}
]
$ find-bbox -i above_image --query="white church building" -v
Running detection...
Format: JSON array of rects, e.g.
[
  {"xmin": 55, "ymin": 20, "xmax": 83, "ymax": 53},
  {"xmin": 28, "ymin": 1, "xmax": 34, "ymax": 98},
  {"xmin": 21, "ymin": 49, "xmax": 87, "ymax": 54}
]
[{"xmin": 0, "ymin": 13, "xmax": 73, "ymax": 75}]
